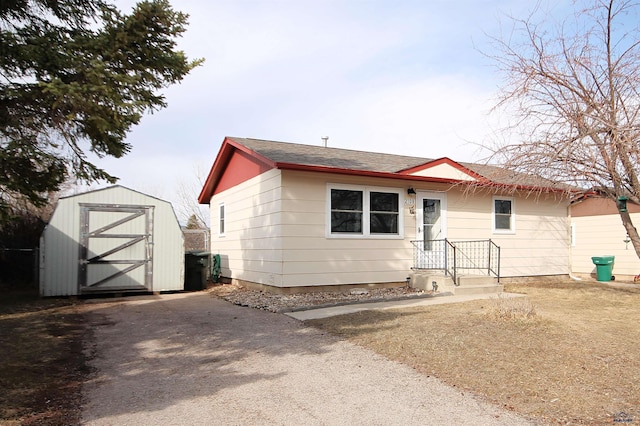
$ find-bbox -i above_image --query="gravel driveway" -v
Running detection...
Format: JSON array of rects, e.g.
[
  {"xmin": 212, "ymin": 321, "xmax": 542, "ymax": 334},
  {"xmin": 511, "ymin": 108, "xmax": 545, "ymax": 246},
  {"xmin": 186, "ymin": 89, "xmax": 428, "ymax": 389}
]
[{"xmin": 81, "ymin": 292, "xmax": 536, "ymax": 425}]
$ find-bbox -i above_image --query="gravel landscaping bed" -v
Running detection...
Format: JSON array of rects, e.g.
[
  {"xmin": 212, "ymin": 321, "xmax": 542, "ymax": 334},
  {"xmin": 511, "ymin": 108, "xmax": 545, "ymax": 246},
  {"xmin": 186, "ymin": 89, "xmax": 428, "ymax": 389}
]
[{"xmin": 207, "ymin": 282, "xmax": 431, "ymax": 313}]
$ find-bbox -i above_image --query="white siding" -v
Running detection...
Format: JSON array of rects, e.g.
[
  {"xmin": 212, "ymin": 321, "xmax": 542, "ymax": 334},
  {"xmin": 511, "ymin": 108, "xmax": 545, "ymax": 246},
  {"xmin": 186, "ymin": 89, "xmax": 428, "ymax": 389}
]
[
  {"xmin": 280, "ymin": 171, "xmax": 411, "ymax": 286},
  {"xmin": 40, "ymin": 197, "xmax": 80, "ymax": 296},
  {"xmin": 571, "ymin": 213, "xmax": 640, "ymax": 278},
  {"xmin": 410, "ymin": 163, "xmax": 476, "ymax": 181},
  {"xmin": 209, "ymin": 169, "xmax": 284, "ymax": 286},
  {"xmin": 40, "ymin": 186, "xmax": 184, "ymax": 296},
  {"xmin": 208, "ymin": 169, "xmax": 572, "ymax": 289},
  {"xmin": 446, "ymin": 191, "xmax": 570, "ymax": 277}
]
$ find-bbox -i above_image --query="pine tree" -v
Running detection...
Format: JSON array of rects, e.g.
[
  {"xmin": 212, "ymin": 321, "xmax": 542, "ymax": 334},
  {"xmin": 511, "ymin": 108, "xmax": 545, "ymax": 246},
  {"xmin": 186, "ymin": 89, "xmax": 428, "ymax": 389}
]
[
  {"xmin": 0, "ymin": 0, "xmax": 202, "ymax": 221},
  {"xmin": 185, "ymin": 214, "xmax": 203, "ymax": 230}
]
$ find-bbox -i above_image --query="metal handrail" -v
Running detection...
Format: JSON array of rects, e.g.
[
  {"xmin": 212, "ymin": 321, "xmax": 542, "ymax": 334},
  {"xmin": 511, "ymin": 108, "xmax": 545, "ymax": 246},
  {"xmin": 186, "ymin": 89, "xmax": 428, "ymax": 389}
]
[
  {"xmin": 488, "ymin": 239, "xmax": 501, "ymax": 282},
  {"xmin": 445, "ymin": 239, "xmax": 457, "ymax": 285},
  {"xmin": 411, "ymin": 238, "xmax": 500, "ymax": 284}
]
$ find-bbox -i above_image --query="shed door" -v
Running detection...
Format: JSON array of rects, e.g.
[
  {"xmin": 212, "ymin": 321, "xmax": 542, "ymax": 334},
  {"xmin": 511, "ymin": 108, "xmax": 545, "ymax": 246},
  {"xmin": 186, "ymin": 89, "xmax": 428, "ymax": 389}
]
[{"xmin": 79, "ymin": 204, "xmax": 154, "ymax": 293}]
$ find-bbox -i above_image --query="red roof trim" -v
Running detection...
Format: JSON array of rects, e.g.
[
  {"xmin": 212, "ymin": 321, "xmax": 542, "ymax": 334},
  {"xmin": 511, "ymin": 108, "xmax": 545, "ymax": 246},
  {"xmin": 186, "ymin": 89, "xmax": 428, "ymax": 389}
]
[
  {"xmin": 226, "ymin": 138, "xmax": 278, "ymax": 168},
  {"xmin": 199, "ymin": 139, "xmax": 574, "ymax": 204},
  {"xmin": 274, "ymin": 162, "xmax": 462, "ymax": 184},
  {"xmin": 274, "ymin": 161, "xmax": 571, "ymax": 193},
  {"xmin": 198, "ymin": 137, "xmax": 277, "ymax": 204},
  {"xmin": 473, "ymin": 180, "xmax": 574, "ymax": 195}
]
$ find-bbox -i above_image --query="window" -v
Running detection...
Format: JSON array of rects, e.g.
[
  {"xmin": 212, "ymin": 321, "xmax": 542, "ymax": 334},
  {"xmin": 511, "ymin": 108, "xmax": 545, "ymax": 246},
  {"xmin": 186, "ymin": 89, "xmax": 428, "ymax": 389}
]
[
  {"xmin": 370, "ymin": 191, "xmax": 399, "ymax": 234},
  {"xmin": 493, "ymin": 197, "xmax": 514, "ymax": 232},
  {"xmin": 219, "ymin": 203, "xmax": 225, "ymax": 236},
  {"xmin": 328, "ymin": 185, "xmax": 402, "ymax": 238},
  {"xmin": 331, "ymin": 189, "xmax": 363, "ymax": 233}
]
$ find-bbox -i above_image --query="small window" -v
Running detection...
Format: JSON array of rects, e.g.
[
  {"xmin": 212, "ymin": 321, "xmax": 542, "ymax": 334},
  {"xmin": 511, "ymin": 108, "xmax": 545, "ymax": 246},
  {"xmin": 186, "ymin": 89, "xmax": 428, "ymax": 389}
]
[
  {"xmin": 330, "ymin": 189, "xmax": 363, "ymax": 233},
  {"xmin": 494, "ymin": 198, "xmax": 514, "ymax": 232},
  {"xmin": 370, "ymin": 191, "xmax": 399, "ymax": 234},
  {"xmin": 219, "ymin": 203, "xmax": 225, "ymax": 236}
]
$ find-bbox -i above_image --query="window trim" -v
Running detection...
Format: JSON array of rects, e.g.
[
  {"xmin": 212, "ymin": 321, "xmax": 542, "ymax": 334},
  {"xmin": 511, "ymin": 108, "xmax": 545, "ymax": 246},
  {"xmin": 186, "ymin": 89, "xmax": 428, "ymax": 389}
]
[
  {"xmin": 218, "ymin": 202, "xmax": 225, "ymax": 237},
  {"xmin": 326, "ymin": 184, "xmax": 404, "ymax": 239},
  {"xmin": 492, "ymin": 196, "xmax": 515, "ymax": 234}
]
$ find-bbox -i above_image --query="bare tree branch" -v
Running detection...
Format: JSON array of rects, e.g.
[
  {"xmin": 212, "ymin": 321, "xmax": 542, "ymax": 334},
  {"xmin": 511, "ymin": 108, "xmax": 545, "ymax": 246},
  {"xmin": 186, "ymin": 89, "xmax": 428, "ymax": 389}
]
[
  {"xmin": 176, "ymin": 163, "xmax": 209, "ymax": 228},
  {"xmin": 486, "ymin": 0, "xmax": 640, "ymax": 257}
]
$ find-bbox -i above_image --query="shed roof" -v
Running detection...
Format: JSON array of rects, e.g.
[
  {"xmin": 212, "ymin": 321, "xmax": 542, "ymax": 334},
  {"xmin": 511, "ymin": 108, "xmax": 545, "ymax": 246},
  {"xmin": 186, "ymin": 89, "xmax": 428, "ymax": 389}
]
[
  {"xmin": 59, "ymin": 184, "xmax": 171, "ymax": 204},
  {"xmin": 199, "ymin": 137, "xmax": 571, "ymax": 203}
]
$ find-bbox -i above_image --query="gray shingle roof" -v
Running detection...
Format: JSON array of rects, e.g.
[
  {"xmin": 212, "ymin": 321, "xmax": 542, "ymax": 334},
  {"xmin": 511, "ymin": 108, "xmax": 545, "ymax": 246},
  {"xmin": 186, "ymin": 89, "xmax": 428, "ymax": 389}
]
[
  {"xmin": 229, "ymin": 137, "xmax": 569, "ymax": 190},
  {"xmin": 233, "ymin": 137, "xmax": 434, "ymax": 173}
]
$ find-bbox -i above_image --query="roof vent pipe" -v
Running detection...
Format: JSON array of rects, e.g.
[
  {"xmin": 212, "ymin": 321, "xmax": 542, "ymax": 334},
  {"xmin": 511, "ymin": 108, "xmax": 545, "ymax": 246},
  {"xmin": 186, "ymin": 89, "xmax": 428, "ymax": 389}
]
[{"xmin": 322, "ymin": 136, "xmax": 328, "ymax": 147}]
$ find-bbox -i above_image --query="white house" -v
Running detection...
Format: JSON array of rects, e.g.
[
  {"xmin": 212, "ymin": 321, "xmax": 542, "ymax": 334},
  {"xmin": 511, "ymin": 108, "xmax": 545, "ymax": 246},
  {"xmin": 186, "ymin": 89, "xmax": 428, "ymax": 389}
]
[{"xmin": 199, "ymin": 137, "xmax": 572, "ymax": 292}]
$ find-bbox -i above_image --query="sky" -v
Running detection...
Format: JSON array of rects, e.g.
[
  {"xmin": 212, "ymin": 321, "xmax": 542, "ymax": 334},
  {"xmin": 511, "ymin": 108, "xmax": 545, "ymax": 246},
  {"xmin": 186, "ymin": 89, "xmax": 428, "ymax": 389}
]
[{"xmin": 87, "ymin": 0, "xmax": 569, "ymax": 224}]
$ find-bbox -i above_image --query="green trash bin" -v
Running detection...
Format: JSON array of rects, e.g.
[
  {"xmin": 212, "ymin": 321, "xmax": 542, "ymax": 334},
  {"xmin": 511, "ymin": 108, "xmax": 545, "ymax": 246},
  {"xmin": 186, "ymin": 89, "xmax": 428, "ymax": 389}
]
[
  {"xmin": 211, "ymin": 254, "xmax": 221, "ymax": 283},
  {"xmin": 591, "ymin": 256, "xmax": 615, "ymax": 282},
  {"xmin": 185, "ymin": 251, "xmax": 210, "ymax": 291}
]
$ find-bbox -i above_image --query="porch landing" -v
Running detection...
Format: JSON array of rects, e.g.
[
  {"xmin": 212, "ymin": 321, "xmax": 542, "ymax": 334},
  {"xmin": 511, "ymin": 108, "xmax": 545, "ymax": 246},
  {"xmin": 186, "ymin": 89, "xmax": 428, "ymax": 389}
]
[{"xmin": 409, "ymin": 272, "xmax": 503, "ymax": 296}]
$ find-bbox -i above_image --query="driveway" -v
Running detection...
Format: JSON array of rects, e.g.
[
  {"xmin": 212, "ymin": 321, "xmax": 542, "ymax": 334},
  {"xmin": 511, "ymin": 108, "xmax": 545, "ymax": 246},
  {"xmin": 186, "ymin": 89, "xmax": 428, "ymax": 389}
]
[{"xmin": 82, "ymin": 292, "xmax": 536, "ymax": 425}]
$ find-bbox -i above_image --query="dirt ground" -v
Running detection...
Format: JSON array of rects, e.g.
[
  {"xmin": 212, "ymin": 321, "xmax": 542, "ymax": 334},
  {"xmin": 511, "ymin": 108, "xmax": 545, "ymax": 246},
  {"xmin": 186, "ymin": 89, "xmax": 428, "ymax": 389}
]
[
  {"xmin": 0, "ymin": 286, "xmax": 425, "ymax": 425},
  {"xmin": 0, "ymin": 292, "xmax": 89, "ymax": 425},
  {"xmin": 2, "ymin": 279, "xmax": 639, "ymax": 425},
  {"xmin": 80, "ymin": 292, "xmax": 530, "ymax": 425}
]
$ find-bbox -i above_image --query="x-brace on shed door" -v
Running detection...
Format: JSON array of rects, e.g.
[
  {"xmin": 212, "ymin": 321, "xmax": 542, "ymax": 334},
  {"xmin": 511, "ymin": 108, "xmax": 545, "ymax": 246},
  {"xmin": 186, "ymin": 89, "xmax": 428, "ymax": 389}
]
[{"xmin": 79, "ymin": 204, "xmax": 154, "ymax": 293}]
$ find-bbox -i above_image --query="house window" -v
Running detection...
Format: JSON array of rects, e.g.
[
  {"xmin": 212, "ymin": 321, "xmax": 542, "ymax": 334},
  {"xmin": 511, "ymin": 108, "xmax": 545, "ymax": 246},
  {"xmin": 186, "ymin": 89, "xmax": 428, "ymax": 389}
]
[
  {"xmin": 328, "ymin": 185, "xmax": 402, "ymax": 238},
  {"xmin": 219, "ymin": 203, "xmax": 225, "ymax": 236},
  {"xmin": 370, "ymin": 191, "xmax": 399, "ymax": 234},
  {"xmin": 493, "ymin": 197, "xmax": 514, "ymax": 232},
  {"xmin": 330, "ymin": 189, "xmax": 363, "ymax": 233}
]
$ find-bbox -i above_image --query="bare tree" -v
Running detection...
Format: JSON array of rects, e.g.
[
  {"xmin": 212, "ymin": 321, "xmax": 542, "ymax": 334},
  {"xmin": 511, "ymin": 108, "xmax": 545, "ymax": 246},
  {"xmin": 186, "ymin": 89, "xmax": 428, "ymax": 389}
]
[
  {"xmin": 176, "ymin": 163, "xmax": 210, "ymax": 228},
  {"xmin": 487, "ymin": 0, "xmax": 640, "ymax": 257}
]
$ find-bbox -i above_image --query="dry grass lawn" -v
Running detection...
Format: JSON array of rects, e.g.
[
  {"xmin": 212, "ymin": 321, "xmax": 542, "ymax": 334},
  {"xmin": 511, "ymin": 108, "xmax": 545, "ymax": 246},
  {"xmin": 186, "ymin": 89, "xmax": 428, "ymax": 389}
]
[{"xmin": 308, "ymin": 280, "xmax": 640, "ymax": 425}]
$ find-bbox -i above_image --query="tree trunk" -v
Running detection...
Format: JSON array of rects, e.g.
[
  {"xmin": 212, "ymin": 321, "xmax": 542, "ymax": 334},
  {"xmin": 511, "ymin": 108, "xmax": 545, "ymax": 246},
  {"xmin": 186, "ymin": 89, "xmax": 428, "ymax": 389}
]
[{"xmin": 618, "ymin": 209, "xmax": 640, "ymax": 260}]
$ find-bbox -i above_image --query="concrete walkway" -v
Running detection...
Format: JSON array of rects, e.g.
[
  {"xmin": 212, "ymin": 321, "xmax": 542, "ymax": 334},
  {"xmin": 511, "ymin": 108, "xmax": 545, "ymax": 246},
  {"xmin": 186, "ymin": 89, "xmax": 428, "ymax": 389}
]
[
  {"xmin": 81, "ymin": 292, "xmax": 535, "ymax": 425},
  {"xmin": 286, "ymin": 292, "xmax": 524, "ymax": 320}
]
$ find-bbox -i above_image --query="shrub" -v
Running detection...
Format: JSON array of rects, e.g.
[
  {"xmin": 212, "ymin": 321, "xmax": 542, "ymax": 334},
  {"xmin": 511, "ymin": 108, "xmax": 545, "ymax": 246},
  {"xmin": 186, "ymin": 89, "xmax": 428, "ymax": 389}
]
[{"xmin": 485, "ymin": 294, "xmax": 537, "ymax": 321}]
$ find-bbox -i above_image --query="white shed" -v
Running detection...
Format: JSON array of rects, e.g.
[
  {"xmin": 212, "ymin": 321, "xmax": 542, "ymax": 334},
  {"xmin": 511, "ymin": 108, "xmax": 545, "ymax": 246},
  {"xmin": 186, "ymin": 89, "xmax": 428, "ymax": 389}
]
[{"xmin": 40, "ymin": 185, "xmax": 184, "ymax": 296}]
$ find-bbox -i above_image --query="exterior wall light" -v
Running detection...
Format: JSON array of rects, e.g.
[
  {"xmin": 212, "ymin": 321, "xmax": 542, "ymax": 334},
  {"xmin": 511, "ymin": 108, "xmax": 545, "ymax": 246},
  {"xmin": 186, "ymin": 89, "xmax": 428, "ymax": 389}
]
[{"xmin": 407, "ymin": 187, "xmax": 416, "ymax": 195}]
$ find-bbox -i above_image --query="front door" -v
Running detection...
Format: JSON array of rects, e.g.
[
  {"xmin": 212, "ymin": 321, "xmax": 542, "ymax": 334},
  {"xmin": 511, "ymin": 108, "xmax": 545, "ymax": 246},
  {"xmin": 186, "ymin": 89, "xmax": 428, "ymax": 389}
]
[{"xmin": 416, "ymin": 192, "xmax": 447, "ymax": 268}]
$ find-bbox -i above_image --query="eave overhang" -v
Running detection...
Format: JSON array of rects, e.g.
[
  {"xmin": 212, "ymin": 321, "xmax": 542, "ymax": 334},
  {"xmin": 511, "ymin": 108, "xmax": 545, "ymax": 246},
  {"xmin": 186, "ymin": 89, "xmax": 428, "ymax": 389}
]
[{"xmin": 198, "ymin": 137, "xmax": 277, "ymax": 204}]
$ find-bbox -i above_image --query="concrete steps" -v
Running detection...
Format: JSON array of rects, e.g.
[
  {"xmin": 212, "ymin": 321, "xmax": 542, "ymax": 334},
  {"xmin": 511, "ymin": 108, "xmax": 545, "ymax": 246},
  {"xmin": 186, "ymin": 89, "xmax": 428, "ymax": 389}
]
[
  {"xmin": 456, "ymin": 275, "xmax": 503, "ymax": 295},
  {"xmin": 409, "ymin": 272, "xmax": 502, "ymax": 296}
]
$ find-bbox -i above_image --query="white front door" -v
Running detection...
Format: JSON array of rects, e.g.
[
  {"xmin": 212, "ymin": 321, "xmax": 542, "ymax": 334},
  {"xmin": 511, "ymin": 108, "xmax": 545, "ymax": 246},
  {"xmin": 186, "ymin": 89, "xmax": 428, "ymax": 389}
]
[{"xmin": 416, "ymin": 192, "xmax": 447, "ymax": 268}]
